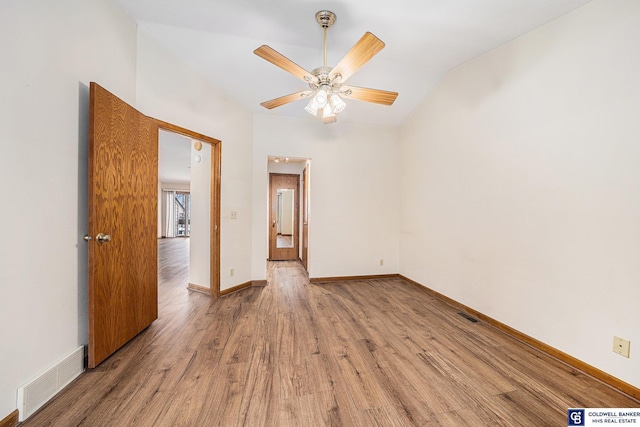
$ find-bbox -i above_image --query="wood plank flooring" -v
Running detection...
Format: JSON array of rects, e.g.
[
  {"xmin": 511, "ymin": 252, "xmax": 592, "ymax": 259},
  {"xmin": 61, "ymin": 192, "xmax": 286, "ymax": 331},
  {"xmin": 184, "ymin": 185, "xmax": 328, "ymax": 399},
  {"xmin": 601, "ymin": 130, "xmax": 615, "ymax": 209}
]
[{"xmin": 22, "ymin": 238, "xmax": 638, "ymax": 426}]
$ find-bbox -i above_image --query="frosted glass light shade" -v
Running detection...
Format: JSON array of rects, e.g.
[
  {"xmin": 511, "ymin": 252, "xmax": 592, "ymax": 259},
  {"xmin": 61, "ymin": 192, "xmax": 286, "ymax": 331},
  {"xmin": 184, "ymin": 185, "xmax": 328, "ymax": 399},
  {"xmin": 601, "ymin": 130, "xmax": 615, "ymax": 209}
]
[
  {"xmin": 316, "ymin": 88, "xmax": 328, "ymax": 108},
  {"xmin": 305, "ymin": 98, "xmax": 319, "ymax": 116},
  {"xmin": 322, "ymin": 103, "xmax": 336, "ymax": 119},
  {"xmin": 330, "ymin": 94, "xmax": 346, "ymax": 113}
]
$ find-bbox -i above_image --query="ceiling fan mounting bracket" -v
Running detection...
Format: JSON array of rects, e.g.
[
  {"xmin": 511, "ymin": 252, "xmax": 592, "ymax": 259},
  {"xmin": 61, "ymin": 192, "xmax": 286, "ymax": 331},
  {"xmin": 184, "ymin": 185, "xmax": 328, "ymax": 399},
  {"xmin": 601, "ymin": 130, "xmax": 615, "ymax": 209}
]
[{"xmin": 315, "ymin": 10, "xmax": 336, "ymax": 28}]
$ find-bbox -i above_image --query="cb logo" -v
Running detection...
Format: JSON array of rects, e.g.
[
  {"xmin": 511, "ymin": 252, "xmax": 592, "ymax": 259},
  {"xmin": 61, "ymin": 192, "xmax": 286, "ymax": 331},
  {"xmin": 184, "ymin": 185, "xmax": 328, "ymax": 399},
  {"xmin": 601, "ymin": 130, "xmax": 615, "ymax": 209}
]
[{"xmin": 568, "ymin": 409, "xmax": 585, "ymax": 426}]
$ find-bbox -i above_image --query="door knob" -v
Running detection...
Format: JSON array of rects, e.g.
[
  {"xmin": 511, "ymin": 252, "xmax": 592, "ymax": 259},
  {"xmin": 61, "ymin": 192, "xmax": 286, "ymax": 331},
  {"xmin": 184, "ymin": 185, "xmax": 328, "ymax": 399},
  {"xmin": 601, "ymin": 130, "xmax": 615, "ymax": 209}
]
[
  {"xmin": 96, "ymin": 233, "xmax": 112, "ymax": 243},
  {"xmin": 272, "ymin": 220, "xmax": 276, "ymax": 228},
  {"xmin": 83, "ymin": 234, "xmax": 93, "ymax": 242}
]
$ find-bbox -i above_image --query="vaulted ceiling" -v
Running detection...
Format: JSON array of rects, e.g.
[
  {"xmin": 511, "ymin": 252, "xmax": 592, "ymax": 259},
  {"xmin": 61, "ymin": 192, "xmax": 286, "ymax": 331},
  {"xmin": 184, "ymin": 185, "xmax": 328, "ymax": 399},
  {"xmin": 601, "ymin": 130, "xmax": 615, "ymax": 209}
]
[{"xmin": 115, "ymin": 0, "xmax": 592, "ymax": 127}]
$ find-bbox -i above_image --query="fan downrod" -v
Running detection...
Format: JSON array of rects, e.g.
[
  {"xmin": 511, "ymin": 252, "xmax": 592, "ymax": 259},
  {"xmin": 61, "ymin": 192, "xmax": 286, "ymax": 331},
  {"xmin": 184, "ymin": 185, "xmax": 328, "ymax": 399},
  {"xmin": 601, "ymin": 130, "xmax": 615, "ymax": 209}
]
[{"xmin": 315, "ymin": 10, "xmax": 336, "ymax": 28}]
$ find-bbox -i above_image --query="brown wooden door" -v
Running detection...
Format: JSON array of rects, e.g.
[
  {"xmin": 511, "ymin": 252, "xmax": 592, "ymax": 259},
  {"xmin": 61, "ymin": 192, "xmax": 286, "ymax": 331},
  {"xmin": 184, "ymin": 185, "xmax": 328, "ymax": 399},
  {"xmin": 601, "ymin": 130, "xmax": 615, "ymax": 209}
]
[
  {"xmin": 87, "ymin": 82, "xmax": 158, "ymax": 368},
  {"xmin": 269, "ymin": 173, "xmax": 299, "ymax": 261}
]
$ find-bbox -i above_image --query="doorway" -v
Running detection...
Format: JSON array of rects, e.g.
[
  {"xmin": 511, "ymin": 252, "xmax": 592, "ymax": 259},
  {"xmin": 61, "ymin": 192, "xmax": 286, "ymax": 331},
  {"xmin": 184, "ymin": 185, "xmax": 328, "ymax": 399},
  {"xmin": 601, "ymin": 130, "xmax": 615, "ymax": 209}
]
[
  {"xmin": 158, "ymin": 128, "xmax": 220, "ymax": 297},
  {"xmin": 269, "ymin": 173, "xmax": 299, "ymax": 261}
]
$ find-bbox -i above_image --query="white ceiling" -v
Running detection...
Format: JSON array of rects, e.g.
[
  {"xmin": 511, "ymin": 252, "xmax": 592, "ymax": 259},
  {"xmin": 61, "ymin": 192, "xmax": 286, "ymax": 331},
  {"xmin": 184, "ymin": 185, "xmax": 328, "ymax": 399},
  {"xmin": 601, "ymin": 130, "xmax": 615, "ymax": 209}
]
[{"xmin": 116, "ymin": 0, "xmax": 592, "ymax": 128}]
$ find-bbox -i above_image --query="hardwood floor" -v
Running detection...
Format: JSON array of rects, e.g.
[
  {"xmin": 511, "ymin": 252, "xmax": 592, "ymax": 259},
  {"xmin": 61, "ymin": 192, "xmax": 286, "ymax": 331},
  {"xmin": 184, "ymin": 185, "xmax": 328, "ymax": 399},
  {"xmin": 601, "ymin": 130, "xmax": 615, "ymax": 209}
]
[{"xmin": 22, "ymin": 239, "xmax": 638, "ymax": 426}]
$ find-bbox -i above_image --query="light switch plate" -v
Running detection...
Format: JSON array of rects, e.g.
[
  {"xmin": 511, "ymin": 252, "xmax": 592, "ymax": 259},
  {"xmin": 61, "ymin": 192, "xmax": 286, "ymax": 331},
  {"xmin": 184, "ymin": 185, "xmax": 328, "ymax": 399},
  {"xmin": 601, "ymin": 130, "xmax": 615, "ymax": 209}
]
[{"xmin": 613, "ymin": 336, "xmax": 630, "ymax": 358}]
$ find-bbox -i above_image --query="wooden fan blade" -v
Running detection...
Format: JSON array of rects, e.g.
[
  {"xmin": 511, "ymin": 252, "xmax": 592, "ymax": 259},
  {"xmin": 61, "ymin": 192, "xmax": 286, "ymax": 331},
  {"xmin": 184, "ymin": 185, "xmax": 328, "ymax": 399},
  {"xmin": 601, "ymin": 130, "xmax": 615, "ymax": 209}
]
[
  {"xmin": 330, "ymin": 32, "xmax": 385, "ymax": 83},
  {"xmin": 254, "ymin": 45, "xmax": 318, "ymax": 84},
  {"xmin": 260, "ymin": 91, "xmax": 312, "ymax": 110},
  {"xmin": 341, "ymin": 86, "xmax": 398, "ymax": 106}
]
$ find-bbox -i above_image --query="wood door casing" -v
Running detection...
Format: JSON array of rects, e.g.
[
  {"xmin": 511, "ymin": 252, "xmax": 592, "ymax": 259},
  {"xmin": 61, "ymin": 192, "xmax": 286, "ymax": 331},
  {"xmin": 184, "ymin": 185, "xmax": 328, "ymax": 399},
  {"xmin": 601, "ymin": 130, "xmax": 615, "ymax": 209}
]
[
  {"xmin": 155, "ymin": 120, "xmax": 222, "ymax": 298},
  {"xmin": 88, "ymin": 83, "xmax": 158, "ymax": 368},
  {"xmin": 269, "ymin": 173, "xmax": 300, "ymax": 261},
  {"xmin": 301, "ymin": 166, "xmax": 309, "ymax": 271}
]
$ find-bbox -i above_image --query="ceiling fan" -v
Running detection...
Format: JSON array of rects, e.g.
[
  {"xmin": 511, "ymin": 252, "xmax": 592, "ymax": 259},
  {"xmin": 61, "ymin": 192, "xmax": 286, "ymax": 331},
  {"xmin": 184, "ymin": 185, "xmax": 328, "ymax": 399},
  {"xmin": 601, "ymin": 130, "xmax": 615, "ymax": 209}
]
[{"xmin": 254, "ymin": 10, "xmax": 398, "ymax": 124}]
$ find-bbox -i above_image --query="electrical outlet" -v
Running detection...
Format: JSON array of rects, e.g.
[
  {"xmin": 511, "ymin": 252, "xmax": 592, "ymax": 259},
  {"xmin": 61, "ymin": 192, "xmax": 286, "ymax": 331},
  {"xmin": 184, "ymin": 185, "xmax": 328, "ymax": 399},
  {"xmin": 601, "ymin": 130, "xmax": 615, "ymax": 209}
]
[
  {"xmin": 230, "ymin": 268, "xmax": 235, "ymax": 277},
  {"xmin": 230, "ymin": 211, "xmax": 237, "ymax": 219},
  {"xmin": 379, "ymin": 259, "xmax": 384, "ymax": 266},
  {"xmin": 613, "ymin": 336, "xmax": 630, "ymax": 358}
]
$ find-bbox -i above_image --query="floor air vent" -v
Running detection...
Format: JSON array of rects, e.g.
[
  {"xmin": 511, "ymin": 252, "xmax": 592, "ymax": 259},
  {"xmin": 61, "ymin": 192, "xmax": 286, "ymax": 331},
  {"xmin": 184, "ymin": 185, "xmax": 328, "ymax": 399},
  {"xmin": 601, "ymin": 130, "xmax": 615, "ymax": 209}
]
[
  {"xmin": 17, "ymin": 346, "xmax": 84, "ymax": 421},
  {"xmin": 458, "ymin": 312, "xmax": 479, "ymax": 323}
]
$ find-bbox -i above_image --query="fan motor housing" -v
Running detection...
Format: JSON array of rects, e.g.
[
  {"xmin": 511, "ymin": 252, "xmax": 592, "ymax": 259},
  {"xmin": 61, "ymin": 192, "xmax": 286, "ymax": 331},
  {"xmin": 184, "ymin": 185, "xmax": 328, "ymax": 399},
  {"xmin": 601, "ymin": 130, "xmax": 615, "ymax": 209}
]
[{"xmin": 309, "ymin": 66, "xmax": 342, "ymax": 91}]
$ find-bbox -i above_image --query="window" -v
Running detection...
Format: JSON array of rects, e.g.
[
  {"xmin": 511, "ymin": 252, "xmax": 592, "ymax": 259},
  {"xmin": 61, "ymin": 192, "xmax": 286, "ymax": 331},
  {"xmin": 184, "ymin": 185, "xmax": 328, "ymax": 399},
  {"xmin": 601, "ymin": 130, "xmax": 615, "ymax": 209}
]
[{"xmin": 174, "ymin": 192, "xmax": 191, "ymax": 237}]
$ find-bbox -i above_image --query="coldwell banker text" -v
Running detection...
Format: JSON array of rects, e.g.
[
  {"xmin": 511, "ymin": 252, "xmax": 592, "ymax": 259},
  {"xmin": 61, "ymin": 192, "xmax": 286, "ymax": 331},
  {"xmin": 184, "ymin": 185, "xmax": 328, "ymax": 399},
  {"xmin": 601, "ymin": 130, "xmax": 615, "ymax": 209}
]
[{"xmin": 590, "ymin": 411, "xmax": 639, "ymax": 423}]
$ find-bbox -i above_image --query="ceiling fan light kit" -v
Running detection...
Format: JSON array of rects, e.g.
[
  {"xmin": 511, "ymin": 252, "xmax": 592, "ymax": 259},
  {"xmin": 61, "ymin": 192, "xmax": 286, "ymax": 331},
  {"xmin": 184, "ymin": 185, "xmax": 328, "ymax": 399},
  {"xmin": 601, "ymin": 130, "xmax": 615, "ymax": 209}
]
[{"xmin": 254, "ymin": 10, "xmax": 398, "ymax": 124}]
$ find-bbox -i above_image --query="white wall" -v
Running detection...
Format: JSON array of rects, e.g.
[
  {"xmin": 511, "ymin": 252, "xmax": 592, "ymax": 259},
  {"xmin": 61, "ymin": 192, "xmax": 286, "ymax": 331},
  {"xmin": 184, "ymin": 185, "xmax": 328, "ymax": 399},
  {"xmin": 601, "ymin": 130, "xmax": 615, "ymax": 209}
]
[
  {"xmin": 189, "ymin": 140, "xmax": 211, "ymax": 288},
  {"xmin": 135, "ymin": 29, "xmax": 254, "ymax": 291},
  {"xmin": 0, "ymin": 0, "xmax": 137, "ymax": 418},
  {"xmin": 158, "ymin": 182, "xmax": 163, "ymax": 237},
  {"xmin": 268, "ymin": 161, "xmax": 307, "ymax": 175},
  {"xmin": 161, "ymin": 183, "xmax": 191, "ymax": 191},
  {"xmin": 400, "ymin": 0, "xmax": 640, "ymax": 388},
  {"xmin": 253, "ymin": 115, "xmax": 400, "ymax": 279}
]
